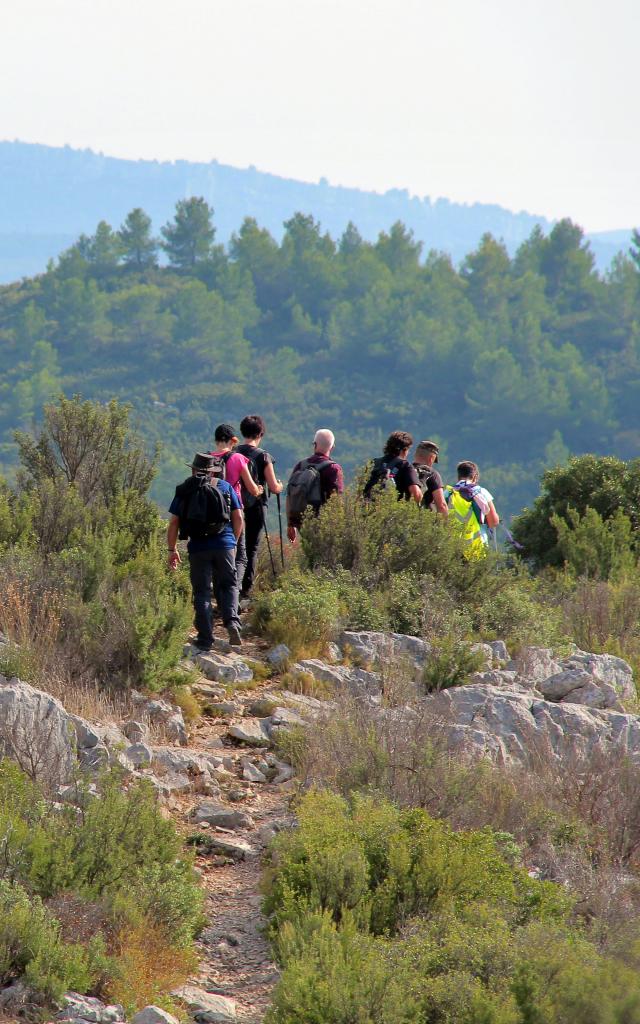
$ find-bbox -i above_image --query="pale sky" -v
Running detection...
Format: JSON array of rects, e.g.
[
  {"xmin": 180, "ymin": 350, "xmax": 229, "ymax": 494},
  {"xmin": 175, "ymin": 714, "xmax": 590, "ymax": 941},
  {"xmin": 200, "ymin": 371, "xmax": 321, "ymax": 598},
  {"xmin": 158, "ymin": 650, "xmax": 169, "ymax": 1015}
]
[{"xmin": 2, "ymin": 0, "xmax": 638, "ymax": 232}]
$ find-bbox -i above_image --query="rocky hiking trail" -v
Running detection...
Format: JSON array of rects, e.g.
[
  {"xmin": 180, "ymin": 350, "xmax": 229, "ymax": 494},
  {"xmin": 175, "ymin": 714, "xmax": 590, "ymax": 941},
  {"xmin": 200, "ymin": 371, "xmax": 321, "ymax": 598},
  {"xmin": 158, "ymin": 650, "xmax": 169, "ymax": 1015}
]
[
  {"xmin": 172, "ymin": 629, "xmax": 294, "ymax": 1024},
  {"xmin": 1, "ymin": 624, "xmax": 639, "ymax": 1024}
]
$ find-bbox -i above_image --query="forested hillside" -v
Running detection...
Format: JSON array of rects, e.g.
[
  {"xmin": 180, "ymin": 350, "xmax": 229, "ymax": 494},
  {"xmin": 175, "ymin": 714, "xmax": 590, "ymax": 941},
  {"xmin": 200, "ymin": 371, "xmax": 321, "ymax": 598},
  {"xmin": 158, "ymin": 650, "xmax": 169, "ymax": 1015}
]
[{"xmin": 1, "ymin": 198, "xmax": 639, "ymax": 518}]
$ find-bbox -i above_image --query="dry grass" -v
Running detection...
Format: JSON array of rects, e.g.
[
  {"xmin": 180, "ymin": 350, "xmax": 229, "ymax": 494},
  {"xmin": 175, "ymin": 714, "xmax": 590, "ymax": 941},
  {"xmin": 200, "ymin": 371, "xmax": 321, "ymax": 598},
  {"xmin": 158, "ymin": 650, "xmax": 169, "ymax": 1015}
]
[
  {"xmin": 105, "ymin": 919, "xmax": 196, "ymax": 1014},
  {"xmin": 288, "ymin": 690, "xmax": 640, "ymax": 938}
]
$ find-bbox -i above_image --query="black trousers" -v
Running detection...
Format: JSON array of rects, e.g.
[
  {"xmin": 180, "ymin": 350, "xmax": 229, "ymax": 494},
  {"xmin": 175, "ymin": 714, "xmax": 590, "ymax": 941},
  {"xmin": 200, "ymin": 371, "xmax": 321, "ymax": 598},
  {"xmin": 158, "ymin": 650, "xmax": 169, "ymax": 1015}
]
[
  {"xmin": 239, "ymin": 504, "xmax": 266, "ymax": 597},
  {"xmin": 189, "ymin": 546, "xmax": 240, "ymax": 645}
]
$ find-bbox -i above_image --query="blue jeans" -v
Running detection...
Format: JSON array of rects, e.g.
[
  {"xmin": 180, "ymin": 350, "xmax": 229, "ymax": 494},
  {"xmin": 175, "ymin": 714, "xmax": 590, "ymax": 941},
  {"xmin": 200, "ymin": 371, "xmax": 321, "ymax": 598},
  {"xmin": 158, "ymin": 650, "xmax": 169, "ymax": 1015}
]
[{"xmin": 189, "ymin": 546, "xmax": 240, "ymax": 646}]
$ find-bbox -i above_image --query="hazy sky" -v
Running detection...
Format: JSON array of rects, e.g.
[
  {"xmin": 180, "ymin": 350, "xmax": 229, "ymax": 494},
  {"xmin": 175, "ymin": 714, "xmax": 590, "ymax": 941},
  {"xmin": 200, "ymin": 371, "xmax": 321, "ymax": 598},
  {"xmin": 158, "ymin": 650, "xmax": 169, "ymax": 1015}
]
[{"xmin": 2, "ymin": 0, "xmax": 637, "ymax": 232}]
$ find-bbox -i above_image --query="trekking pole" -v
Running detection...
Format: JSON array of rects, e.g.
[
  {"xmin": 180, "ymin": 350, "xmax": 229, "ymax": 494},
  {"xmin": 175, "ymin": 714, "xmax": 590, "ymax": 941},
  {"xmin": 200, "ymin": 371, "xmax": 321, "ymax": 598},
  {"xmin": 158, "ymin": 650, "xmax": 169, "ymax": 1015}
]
[
  {"xmin": 276, "ymin": 492, "xmax": 285, "ymax": 568},
  {"xmin": 260, "ymin": 502, "xmax": 277, "ymax": 579}
]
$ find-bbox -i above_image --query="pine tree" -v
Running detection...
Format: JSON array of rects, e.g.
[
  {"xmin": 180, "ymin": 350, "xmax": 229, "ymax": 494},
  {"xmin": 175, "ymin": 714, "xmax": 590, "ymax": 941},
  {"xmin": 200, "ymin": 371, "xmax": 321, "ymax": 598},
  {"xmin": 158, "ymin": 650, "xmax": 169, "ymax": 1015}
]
[
  {"xmin": 118, "ymin": 208, "xmax": 158, "ymax": 269},
  {"xmin": 161, "ymin": 197, "xmax": 215, "ymax": 268}
]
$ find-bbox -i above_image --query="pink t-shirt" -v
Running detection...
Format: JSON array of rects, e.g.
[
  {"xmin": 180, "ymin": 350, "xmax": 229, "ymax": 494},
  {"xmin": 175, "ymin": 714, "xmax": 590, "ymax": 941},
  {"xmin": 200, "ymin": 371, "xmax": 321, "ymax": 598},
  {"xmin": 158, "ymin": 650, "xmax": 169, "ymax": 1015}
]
[{"xmin": 222, "ymin": 452, "xmax": 249, "ymax": 505}]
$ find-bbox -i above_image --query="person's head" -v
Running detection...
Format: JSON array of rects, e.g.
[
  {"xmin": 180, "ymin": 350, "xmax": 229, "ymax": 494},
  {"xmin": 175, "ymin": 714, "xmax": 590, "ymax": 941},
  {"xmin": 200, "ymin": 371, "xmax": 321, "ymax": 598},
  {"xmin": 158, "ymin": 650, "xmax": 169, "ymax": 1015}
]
[
  {"xmin": 457, "ymin": 460, "xmax": 479, "ymax": 483},
  {"xmin": 414, "ymin": 440, "xmax": 440, "ymax": 467},
  {"xmin": 214, "ymin": 423, "xmax": 239, "ymax": 450},
  {"xmin": 383, "ymin": 431, "xmax": 413, "ymax": 460},
  {"xmin": 313, "ymin": 428, "xmax": 335, "ymax": 455},
  {"xmin": 189, "ymin": 452, "xmax": 216, "ymax": 477},
  {"xmin": 240, "ymin": 415, "xmax": 266, "ymax": 441}
]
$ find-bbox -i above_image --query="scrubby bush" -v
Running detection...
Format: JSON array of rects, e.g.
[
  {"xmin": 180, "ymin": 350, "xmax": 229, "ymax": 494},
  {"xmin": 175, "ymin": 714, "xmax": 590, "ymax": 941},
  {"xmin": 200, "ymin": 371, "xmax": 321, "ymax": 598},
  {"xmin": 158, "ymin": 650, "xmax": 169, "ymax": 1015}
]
[
  {"xmin": 0, "ymin": 759, "xmax": 204, "ymax": 1009},
  {"xmin": 512, "ymin": 454, "xmax": 640, "ymax": 570},
  {"xmin": 263, "ymin": 791, "xmax": 640, "ymax": 1024},
  {"xmin": 252, "ymin": 568, "xmax": 342, "ymax": 656}
]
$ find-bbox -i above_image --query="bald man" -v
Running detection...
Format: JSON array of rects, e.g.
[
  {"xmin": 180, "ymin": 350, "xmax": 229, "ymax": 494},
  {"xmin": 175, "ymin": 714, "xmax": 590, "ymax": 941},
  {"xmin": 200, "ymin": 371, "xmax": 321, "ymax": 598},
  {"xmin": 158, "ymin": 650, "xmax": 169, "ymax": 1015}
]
[{"xmin": 286, "ymin": 428, "xmax": 344, "ymax": 542}]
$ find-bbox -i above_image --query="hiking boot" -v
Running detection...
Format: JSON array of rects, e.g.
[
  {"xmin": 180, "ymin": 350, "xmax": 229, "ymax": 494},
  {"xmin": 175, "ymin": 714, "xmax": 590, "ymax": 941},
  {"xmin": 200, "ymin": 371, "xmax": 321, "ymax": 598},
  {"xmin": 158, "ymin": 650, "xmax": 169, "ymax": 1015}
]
[
  {"xmin": 227, "ymin": 624, "xmax": 242, "ymax": 647},
  {"xmin": 193, "ymin": 638, "xmax": 213, "ymax": 652}
]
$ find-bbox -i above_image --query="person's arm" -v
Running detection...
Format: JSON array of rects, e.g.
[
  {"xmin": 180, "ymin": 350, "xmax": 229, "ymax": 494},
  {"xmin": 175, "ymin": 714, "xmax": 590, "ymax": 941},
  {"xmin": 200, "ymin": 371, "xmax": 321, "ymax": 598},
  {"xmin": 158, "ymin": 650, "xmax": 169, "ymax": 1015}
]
[
  {"xmin": 486, "ymin": 502, "xmax": 499, "ymax": 529},
  {"xmin": 167, "ymin": 515, "xmax": 181, "ymax": 569},
  {"xmin": 408, "ymin": 484, "xmax": 423, "ymax": 504},
  {"xmin": 432, "ymin": 488, "xmax": 449, "ymax": 518},
  {"xmin": 240, "ymin": 462, "xmax": 263, "ymax": 498},
  {"xmin": 264, "ymin": 461, "xmax": 283, "ymax": 495},
  {"xmin": 231, "ymin": 508, "xmax": 244, "ymax": 540}
]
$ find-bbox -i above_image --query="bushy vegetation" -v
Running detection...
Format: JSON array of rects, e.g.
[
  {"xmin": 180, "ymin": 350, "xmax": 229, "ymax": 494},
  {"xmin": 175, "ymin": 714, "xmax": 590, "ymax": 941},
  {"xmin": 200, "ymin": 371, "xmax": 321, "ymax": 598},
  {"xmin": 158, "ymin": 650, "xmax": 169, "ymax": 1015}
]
[
  {"xmin": 0, "ymin": 758, "xmax": 203, "ymax": 1009},
  {"xmin": 252, "ymin": 485, "xmax": 567, "ymax": 657},
  {"xmin": 0, "ymin": 395, "xmax": 191, "ymax": 695},
  {"xmin": 263, "ymin": 790, "xmax": 640, "ymax": 1024},
  {"xmin": 1, "ymin": 201, "xmax": 639, "ymax": 519}
]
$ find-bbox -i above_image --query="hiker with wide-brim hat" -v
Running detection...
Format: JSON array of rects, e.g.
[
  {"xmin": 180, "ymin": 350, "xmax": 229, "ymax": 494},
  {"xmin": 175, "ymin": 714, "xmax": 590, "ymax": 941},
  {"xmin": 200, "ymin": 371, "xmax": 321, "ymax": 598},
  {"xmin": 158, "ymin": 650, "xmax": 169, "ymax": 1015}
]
[
  {"xmin": 167, "ymin": 452, "xmax": 244, "ymax": 649},
  {"xmin": 234, "ymin": 415, "xmax": 284, "ymax": 599},
  {"xmin": 413, "ymin": 440, "xmax": 448, "ymax": 518}
]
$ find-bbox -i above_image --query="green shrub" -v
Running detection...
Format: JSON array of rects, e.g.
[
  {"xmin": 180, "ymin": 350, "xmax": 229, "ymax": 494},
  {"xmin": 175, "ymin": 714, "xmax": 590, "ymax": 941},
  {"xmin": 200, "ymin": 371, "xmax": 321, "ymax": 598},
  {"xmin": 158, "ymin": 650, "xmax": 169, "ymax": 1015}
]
[
  {"xmin": 252, "ymin": 568, "xmax": 342, "ymax": 657},
  {"xmin": 551, "ymin": 506, "xmax": 636, "ymax": 580},
  {"xmin": 422, "ymin": 638, "xmax": 486, "ymax": 693},
  {"xmin": 0, "ymin": 881, "xmax": 101, "ymax": 1001},
  {"xmin": 0, "ymin": 758, "xmax": 204, "ymax": 1008},
  {"xmin": 264, "ymin": 791, "xmax": 640, "ymax": 1024}
]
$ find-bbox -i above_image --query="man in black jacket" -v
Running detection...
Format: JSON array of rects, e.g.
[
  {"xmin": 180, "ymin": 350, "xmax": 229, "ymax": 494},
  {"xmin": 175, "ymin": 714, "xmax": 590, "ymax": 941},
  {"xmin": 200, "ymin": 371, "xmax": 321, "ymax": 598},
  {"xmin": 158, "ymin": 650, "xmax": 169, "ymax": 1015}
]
[{"xmin": 234, "ymin": 415, "xmax": 283, "ymax": 600}]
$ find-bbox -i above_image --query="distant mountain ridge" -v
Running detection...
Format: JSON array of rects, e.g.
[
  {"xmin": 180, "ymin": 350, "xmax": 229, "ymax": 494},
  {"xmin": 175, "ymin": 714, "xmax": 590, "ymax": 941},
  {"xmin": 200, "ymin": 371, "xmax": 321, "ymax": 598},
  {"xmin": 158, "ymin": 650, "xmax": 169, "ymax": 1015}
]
[{"xmin": 0, "ymin": 140, "xmax": 631, "ymax": 283}]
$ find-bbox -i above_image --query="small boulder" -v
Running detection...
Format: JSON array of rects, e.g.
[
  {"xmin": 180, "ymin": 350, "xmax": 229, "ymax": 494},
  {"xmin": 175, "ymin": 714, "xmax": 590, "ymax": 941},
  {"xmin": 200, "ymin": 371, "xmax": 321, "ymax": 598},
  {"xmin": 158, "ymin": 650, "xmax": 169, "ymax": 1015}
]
[
  {"xmin": 125, "ymin": 742, "xmax": 153, "ymax": 767},
  {"xmin": 57, "ymin": 992, "xmax": 125, "ymax": 1022},
  {"xmin": 265, "ymin": 644, "xmax": 291, "ymax": 669},
  {"xmin": 121, "ymin": 719, "xmax": 150, "ymax": 744},
  {"xmin": 177, "ymin": 986, "xmax": 237, "ymax": 1022},
  {"xmin": 228, "ymin": 718, "xmax": 271, "ymax": 746},
  {"xmin": 510, "ymin": 647, "xmax": 562, "ymax": 685},
  {"xmin": 194, "ymin": 651, "xmax": 253, "ymax": 685},
  {"xmin": 243, "ymin": 762, "xmax": 267, "ymax": 783},
  {"xmin": 488, "ymin": 640, "xmax": 509, "ymax": 664},
  {"xmin": 191, "ymin": 800, "xmax": 254, "ymax": 830},
  {"xmin": 132, "ymin": 1008, "xmax": 179, "ymax": 1024}
]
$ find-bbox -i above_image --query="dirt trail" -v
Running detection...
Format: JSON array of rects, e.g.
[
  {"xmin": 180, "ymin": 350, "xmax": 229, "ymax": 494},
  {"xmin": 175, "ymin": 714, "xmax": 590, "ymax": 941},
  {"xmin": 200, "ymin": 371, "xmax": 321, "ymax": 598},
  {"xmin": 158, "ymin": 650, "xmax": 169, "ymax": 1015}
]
[{"xmin": 175, "ymin": 625, "xmax": 295, "ymax": 1022}]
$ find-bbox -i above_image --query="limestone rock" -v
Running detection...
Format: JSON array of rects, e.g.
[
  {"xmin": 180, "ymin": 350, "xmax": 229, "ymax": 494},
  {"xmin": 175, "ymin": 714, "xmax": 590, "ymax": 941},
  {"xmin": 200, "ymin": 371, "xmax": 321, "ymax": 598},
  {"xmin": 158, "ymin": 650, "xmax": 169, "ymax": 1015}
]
[
  {"xmin": 561, "ymin": 650, "xmax": 635, "ymax": 701},
  {"xmin": 151, "ymin": 745, "xmax": 219, "ymax": 778},
  {"xmin": 69, "ymin": 715, "xmax": 101, "ymax": 749},
  {"xmin": 191, "ymin": 800, "xmax": 254, "ymax": 830},
  {"xmin": 227, "ymin": 718, "xmax": 271, "ymax": 746},
  {"xmin": 131, "ymin": 693, "xmax": 188, "ymax": 745},
  {"xmin": 470, "ymin": 643, "xmax": 494, "ymax": 669},
  {"xmin": 426, "ymin": 683, "xmax": 640, "ymax": 766},
  {"xmin": 178, "ymin": 985, "xmax": 236, "ymax": 1021},
  {"xmin": 488, "ymin": 640, "xmax": 509, "ymax": 663},
  {"xmin": 268, "ymin": 706, "xmax": 309, "ymax": 733},
  {"xmin": 57, "ymin": 992, "xmax": 125, "ymax": 1022},
  {"xmin": 0, "ymin": 676, "xmax": 76, "ymax": 782},
  {"xmin": 125, "ymin": 742, "xmax": 153, "ymax": 767},
  {"xmin": 194, "ymin": 651, "xmax": 253, "ymax": 684},
  {"xmin": 539, "ymin": 669, "xmax": 621, "ymax": 710},
  {"xmin": 340, "ymin": 630, "xmax": 430, "ymax": 668},
  {"xmin": 265, "ymin": 643, "xmax": 291, "ymax": 668},
  {"xmin": 293, "ymin": 659, "xmax": 382, "ymax": 696},
  {"xmin": 509, "ymin": 646, "xmax": 562, "ymax": 684},
  {"xmin": 243, "ymin": 762, "xmax": 268, "ymax": 783},
  {"xmin": 121, "ymin": 719, "xmax": 150, "ymax": 743},
  {"xmin": 202, "ymin": 835, "xmax": 256, "ymax": 861},
  {"xmin": 132, "ymin": 1008, "xmax": 179, "ymax": 1024}
]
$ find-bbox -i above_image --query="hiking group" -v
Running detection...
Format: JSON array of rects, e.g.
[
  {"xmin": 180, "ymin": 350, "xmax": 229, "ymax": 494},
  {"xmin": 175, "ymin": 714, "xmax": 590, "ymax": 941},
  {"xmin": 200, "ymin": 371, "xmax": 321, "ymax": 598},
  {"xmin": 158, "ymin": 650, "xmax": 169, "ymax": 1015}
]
[{"xmin": 167, "ymin": 422, "xmax": 499, "ymax": 651}]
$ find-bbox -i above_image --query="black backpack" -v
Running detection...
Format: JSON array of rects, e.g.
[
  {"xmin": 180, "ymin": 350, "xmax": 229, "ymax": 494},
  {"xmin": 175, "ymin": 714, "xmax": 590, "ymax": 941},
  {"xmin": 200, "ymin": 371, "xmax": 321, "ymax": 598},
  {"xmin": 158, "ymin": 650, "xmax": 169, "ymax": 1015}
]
[
  {"xmin": 287, "ymin": 458, "xmax": 334, "ymax": 517},
  {"xmin": 235, "ymin": 444, "xmax": 269, "ymax": 509},
  {"xmin": 363, "ymin": 456, "xmax": 404, "ymax": 499},
  {"xmin": 175, "ymin": 475, "xmax": 231, "ymax": 540},
  {"xmin": 415, "ymin": 465, "xmax": 437, "ymax": 506}
]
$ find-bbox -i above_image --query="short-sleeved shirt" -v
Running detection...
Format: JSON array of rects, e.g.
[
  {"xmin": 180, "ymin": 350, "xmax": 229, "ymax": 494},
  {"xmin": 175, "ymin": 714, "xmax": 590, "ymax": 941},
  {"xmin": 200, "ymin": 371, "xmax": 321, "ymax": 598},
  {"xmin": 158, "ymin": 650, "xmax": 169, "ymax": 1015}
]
[
  {"xmin": 235, "ymin": 443, "xmax": 274, "ymax": 505},
  {"xmin": 218, "ymin": 451, "xmax": 249, "ymax": 505},
  {"xmin": 287, "ymin": 452, "xmax": 344, "ymax": 527},
  {"xmin": 169, "ymin": 478, "xmax": 241, "ymax": 552},
  {"xmin": 391, "ymin": 459, "xmax": 421, "ymax": 500},
  {"xmin": 413, "ymin": 465, "xmax": 444, "ymax": 509}
]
